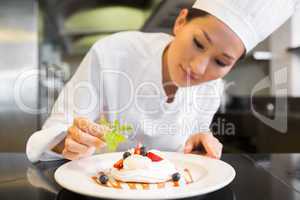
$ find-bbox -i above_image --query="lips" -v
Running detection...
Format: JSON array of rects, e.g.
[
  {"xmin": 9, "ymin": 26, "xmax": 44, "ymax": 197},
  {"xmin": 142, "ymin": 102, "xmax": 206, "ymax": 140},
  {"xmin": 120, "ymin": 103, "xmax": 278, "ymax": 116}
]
[{"xmin": 180, "ymin": 65, "xmax": 198, "ymax": 81}]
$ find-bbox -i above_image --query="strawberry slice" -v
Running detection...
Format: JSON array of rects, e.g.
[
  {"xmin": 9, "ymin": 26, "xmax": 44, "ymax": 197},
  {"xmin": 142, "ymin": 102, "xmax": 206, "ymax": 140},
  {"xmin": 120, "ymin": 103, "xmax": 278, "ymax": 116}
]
[
  {"xmin": 134, "ymin": 147, "xmax": 141, "ymax": 155},
  {"xmin": 134, "ymin": 143, "xmax": 142, "ymax": 155},
  {"xmin": 113, "ymin": 159, "xmax": 123, "ymax": 169},
  {"xmin": 146, "ymin": 152, "xmax": 163, "ymax": 162}
]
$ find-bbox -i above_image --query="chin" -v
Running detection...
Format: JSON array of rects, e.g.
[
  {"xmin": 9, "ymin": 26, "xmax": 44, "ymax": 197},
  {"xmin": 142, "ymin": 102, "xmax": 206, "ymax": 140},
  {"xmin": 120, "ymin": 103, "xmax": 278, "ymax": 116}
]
[
  {"xmin": 176, "ymin": 78, "xmax": 205, "ymax": 87},
  {"xmin": 173, "ymin": 79, "xmax": 193, "ymax": 87},
  {"xmin": 171, "ymin": 66, "xmax": 197, "ymax": 87}
]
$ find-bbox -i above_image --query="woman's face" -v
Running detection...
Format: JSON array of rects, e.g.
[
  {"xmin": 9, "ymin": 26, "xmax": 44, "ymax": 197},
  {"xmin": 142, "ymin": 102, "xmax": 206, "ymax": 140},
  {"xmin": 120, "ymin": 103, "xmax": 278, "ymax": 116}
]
[{"xmin": 165, "ymin": 9, "xmax": 245, "ymax": 87}]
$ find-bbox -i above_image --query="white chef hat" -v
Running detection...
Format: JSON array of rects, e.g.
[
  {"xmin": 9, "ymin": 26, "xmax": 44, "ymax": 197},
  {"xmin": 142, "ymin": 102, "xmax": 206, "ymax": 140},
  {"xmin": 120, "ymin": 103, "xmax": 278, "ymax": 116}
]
[{"xmin": 192, "ymin": 0, "xmax": 300, "ymax": 52}]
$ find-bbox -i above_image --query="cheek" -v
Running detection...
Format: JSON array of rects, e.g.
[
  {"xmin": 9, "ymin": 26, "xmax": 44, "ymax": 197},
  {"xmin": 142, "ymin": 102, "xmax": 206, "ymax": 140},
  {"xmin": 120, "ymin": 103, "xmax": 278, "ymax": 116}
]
[
  {"xmin": 208, "ymin": 66, "xmax": 233, "ymax": 79},
  {"xmin": 196, "ymin": 64, "xmax": 230, "ymax": 82},
  {"xmin": 173, "ymin": 37, "xmax": 193, "ymax": 58},
  {"xmin": 167, "ymin": 45, "xmax": 182, "ymax": 69}
]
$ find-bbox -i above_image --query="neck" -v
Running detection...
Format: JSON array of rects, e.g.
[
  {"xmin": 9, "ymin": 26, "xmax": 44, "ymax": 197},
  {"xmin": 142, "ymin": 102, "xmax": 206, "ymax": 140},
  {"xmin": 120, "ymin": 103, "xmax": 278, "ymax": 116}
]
[{"xmin": 162, "ymin": 45, "xmax": 178, "ymax": 103}]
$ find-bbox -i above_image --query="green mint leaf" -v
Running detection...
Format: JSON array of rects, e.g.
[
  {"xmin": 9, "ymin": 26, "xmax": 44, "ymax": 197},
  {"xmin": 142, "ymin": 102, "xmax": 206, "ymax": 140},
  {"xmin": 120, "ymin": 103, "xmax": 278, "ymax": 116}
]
[
  {"xmin": 104, "ymin": 130, "xmax": 126, "ymax": 151},
  {"xmin": 113, "ymin": 119, "xmax": 120, "ymax": 128},
  {"xmin": 118, "ymin": 124, "xmax": 133, "ymax": 132},
  {"xmin": 99, "ymin": 118, "xmax": 133, "ymax": 151},
  {"xmin": 99, "ymin": 117, "xmax": 133, "ymax": 152},
  {"xmin": 126, "ymin": 125, "xmax": 133, "ymax": 131},
  {"xmin": 99, "ymin": 117, "xmax": 110, "ymax": 127}
]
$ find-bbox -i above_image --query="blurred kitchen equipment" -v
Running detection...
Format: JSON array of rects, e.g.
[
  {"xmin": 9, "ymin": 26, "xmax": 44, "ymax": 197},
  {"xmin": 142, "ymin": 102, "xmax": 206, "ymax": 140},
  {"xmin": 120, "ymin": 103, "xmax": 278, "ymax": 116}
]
[{"xmin": 0, "ymin": 0, "xmax": 38, "ymax": 152}]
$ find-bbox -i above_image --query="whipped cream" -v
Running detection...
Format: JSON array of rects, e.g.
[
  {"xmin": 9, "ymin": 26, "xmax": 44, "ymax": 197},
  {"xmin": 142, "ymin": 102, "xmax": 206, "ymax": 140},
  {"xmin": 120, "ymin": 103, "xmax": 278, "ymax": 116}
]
[
  {"xmin": 123, "ymin": 154, "xmax": 152, "ymax": 170},
  {"xmin": 110, "ymin": 150, "xmax": 178, "ymax": 183}
]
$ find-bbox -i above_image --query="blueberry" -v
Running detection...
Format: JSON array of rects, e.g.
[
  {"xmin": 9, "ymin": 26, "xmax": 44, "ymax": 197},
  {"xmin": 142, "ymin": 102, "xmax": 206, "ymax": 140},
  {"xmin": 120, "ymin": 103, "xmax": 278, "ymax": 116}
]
[
  {"xmin": 123, "ymin": 151, "xmax": 131, "ymax": 159},
  {"xmin": 99, "ymin": 174, "xmax": 109, "ymax": 184},
  {"xmin": 140, "ymin": 146, "xmax": 147, "ymax": 156},
  {"xmin": 172, "ymin": 172, "xmax": 181, "ymax": 181}
]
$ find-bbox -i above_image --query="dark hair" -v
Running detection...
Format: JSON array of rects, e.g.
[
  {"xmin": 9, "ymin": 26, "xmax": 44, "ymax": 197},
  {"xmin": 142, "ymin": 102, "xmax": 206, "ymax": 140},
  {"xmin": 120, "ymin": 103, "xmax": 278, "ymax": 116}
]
[{"xmin": 186, "ymin": 8, "xmax": 210, "ymax": 21}]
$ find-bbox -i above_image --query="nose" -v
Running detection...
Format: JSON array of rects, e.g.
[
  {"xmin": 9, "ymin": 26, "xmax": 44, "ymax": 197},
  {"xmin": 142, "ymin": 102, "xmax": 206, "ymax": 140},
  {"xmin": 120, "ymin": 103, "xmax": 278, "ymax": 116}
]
[{"xmin": 189, "ymin": 55, "xmax": 209, "ymax": 75}]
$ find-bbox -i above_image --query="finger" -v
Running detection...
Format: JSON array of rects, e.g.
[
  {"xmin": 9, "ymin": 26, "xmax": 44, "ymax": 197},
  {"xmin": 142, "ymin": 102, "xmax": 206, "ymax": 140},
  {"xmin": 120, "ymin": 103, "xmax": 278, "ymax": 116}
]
[
  {"xmin": 74, "ymin": 117, "xmax": 110, "ymax": 139},
  {"xmin": 62, "ymin": 146, "xmax": 95, "ymax": 160},
  {"xmin": 203, "ymin": 138, "xmax": 222, "ymax": 159},
  {"xmin": 75, "ymin": 117, "xmax": 111, "ymax": 138},
  {"xmin": 185, "ymin": 133, "xmax": 208, "ymax": 153},
  {"xmin": 210, "ymin": 138, "xmax": 223, "ymax": 159},
  {"xmin": 214, "ymin": 141, "xmax": 223, "ymax": 159},
  {"xmin": 65, "ymin": 136, "xmax": 89, "ymax": 154},
  {"xmin": 184, "ymin": 133, "xmax": 206, "ymax": 153},
  {"xmin": 202, "ymin": 138, "xmax": 218, "ymax": 159},
  {"xmin": 191, "ymin": 150, "xmax": 205, "ymax": 155},
  {"xmin": 62, "ymin": 149, "xmax": 81, "ymax": 160},
  {"xmin": 82, "ymin": 146, "xmax": 96, "ymax": 157},
  {"xmin": 68, "ymin": 126, "xmax": 105, "ymax": 148},
  {"xmin": 184, "ymin": 137, "xmax": 194, "ymax": 153}
]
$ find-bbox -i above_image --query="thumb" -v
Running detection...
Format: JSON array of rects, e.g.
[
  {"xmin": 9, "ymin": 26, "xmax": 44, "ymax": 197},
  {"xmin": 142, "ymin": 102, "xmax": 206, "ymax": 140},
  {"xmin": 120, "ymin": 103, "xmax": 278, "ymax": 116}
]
[
  {"xmin": 184, "ymin": 139, "xmax": 194, "ymax": 154},
  {"xmin": 82, "ymin": 146, "xmax": 96, "ymax": 157}
]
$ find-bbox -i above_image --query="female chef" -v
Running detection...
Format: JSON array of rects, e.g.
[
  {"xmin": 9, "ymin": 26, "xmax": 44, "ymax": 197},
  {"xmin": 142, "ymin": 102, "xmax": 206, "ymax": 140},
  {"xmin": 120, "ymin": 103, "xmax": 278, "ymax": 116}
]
[{"xmin": 26, "ymin": 0, "xmax": 299, "ymax": 162}]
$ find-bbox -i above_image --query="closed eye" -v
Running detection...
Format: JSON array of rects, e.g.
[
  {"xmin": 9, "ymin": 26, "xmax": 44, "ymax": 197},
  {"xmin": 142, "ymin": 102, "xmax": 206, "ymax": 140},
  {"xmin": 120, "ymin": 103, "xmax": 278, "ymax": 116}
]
[
  {"xmin": 193, "ymin": 38, "xmax": 204, "ymax": 50},
  {"xmin": 215, "ymin": 59, "xmax": 227, "ymax": 67}
]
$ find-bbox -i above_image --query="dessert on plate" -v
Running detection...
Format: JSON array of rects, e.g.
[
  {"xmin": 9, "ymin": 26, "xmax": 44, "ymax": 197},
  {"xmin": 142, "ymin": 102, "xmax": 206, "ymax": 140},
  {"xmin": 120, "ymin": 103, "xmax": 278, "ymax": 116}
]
[
  {"xmin": 110, "ymin": 145, "xmax": 180, "ymax": 183},
  {"xmin": 92, "ymin": 145, "xmax": 194, "ymax": 189}
]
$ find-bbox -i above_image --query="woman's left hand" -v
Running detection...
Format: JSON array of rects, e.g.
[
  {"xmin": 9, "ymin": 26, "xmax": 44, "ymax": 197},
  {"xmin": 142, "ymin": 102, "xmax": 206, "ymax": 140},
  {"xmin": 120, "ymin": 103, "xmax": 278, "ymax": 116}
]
[{"xmin": 184, "ymin": 132, "xmax": 223, "ymax": 159}]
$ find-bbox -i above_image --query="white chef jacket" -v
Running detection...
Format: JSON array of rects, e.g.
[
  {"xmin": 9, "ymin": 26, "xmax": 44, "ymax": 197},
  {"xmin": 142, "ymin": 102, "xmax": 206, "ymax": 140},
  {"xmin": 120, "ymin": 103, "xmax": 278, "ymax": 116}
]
[{"xmin": 26, "ymin": 31, "xmax": 224, "ymax": 162}]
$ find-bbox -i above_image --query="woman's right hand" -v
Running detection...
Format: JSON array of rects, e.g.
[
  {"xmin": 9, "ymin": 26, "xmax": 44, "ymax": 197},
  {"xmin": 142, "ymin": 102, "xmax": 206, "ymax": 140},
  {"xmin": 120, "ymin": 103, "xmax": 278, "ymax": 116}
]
[{"xmin": 62, "ymin": 117, "xmax": 110, "ymax": 160}]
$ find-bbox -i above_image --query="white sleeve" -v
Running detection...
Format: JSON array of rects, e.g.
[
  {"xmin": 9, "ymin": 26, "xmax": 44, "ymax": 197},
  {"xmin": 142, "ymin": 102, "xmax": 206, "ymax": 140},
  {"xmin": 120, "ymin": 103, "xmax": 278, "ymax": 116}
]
[{"xmin": 26, "ymin": 46, "xmax": 105, "ymax": 163}]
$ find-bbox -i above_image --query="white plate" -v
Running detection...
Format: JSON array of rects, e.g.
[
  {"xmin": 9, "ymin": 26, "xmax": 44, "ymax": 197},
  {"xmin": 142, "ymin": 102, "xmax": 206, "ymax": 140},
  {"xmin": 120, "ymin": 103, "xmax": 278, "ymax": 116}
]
[{"xmin": 54, "ymin": 152, "xmax": 235, "ymax": 199}]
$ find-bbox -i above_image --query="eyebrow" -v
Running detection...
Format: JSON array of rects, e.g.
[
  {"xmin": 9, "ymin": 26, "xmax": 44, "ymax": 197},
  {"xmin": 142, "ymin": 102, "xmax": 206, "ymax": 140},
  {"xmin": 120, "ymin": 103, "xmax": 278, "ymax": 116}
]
[
  {"xmin": 202, "ymin": 30, "xmax": 213, "ymax": 45},
  {"xmin": 222, "ymin": 53, "xmax": 235, "ymax": 60},
  {"xmin": 201, "ymin": 30, "xmax": 235, "ymax": 61}
]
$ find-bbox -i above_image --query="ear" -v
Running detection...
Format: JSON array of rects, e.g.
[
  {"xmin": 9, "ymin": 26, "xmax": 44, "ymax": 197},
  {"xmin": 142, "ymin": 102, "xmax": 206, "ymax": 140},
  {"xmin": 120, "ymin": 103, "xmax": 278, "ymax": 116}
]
[{"xmin": 173, "ymin": 9, "xmax": 189, "ymax": 36}]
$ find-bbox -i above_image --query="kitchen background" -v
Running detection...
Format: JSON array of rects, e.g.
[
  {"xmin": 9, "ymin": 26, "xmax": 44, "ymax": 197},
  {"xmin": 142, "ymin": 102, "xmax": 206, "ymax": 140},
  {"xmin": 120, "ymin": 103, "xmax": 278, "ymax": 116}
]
[{"xmin": 1, "ymin": 0, "xmax": 300, "ymax": 153}]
